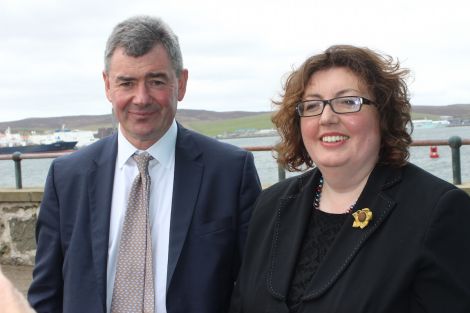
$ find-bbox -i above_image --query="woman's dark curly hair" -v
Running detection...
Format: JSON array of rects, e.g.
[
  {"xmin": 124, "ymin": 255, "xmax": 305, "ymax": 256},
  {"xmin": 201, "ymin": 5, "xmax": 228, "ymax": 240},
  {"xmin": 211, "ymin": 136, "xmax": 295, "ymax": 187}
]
[{"xmin": 272, "ymin": 45, "xmax": 412, "ymax": 171}]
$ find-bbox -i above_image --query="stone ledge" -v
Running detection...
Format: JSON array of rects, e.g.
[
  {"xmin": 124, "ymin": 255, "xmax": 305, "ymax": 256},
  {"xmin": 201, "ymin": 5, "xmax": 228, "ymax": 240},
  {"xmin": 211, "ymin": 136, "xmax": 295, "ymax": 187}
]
[
  {"xmin": 0, "ymin": 189, "xmax": 44, "ymax": 202},
  {"xmin": 457, "ymin": 183, "xmax": 470, "ymax": 196},
  {"xmin": 0, "ymin": 184, "xmax": 469, "ymax": 200}
]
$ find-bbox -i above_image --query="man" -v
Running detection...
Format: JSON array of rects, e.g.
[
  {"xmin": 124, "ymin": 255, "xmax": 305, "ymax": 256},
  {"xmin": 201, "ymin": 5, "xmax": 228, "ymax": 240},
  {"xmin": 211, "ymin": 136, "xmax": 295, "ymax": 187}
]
[{"xmin": 28, "ymin": 16, "xmax": 261, "ymax": 313}]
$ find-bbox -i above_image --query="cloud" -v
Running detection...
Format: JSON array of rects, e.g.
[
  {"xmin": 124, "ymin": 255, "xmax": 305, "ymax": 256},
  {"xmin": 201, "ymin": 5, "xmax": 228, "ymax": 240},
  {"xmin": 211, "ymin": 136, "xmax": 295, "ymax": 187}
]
[{"xmin": 0, "ymin": 0, "xmax": 469, "ymax": 122}]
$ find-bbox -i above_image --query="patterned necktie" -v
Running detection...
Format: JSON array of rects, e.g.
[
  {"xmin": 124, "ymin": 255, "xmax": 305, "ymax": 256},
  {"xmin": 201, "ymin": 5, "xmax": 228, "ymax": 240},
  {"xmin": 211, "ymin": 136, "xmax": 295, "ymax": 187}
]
[{"xmin": 111, "ymin": 152, "xmax": 155, "ymax": 313}]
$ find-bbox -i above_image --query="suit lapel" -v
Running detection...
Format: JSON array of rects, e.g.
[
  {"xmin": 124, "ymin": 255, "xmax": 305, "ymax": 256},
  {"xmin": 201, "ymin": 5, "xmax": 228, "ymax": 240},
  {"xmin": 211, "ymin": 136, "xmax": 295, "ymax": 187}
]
[
  {"xmin": 166, "ymin": 125, "xmax": 203, "ymax": 290},
  {"xmin": 88, "ymin": 134, "xmax": 118, "ymax": 310},
  {"xmin": 302, "ymin": 165, "xmax": 401, "ymax": 300},
  {"xmin": 267, "ymin": 170, "xmax": 320, "ymax": 300}
]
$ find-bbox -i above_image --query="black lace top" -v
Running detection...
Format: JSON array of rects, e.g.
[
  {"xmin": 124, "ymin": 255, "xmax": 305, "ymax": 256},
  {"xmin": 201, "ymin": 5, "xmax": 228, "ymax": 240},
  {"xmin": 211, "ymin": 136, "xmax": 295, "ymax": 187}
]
[{"xmin": 286, "ymin": 208, "xmax": 348, "ymax": 312}]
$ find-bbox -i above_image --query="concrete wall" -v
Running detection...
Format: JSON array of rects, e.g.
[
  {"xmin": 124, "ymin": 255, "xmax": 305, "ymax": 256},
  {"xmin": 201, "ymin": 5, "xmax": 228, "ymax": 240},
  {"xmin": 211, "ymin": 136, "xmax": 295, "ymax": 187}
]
[
  {"xmin": 461, "ymin": 183, "xmax": 470, "ymax": 195},
  {"xmin": 1, "ymin": 184, "xmax": 470, "ymax": 266},
  {"xmin": 0, "ymin": 189, "xmax": 42, "ymax": 265}
]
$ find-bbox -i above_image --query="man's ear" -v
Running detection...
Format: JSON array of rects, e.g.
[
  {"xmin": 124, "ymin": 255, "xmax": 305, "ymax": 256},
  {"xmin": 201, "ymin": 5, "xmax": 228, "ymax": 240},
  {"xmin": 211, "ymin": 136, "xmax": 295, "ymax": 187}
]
[
  {"xmin": 177, "ymin": 69, "xmax": 189, "ymax": 101},
  {"xmin": 102, "ymin": 71, "xmax": 112, "ymax": 102}
]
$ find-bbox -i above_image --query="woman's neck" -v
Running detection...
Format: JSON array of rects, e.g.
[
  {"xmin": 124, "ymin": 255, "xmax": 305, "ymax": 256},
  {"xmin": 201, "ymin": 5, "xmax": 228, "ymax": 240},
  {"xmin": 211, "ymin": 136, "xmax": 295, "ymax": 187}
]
[{"xmin": 317, "ymin": 165, "xmax": 374, "ymax": 214}]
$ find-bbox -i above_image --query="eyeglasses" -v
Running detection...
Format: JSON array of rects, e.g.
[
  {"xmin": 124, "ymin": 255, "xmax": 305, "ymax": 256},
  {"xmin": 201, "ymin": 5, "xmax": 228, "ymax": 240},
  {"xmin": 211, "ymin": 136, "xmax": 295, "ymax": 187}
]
[{"xmin": 296, "ymin": 96, "xmax": 374, "ymax": 117}]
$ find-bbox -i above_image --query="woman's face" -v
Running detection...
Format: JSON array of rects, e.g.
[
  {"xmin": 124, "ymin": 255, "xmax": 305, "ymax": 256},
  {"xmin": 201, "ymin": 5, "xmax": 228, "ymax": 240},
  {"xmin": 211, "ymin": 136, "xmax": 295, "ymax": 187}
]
[{"xmin": 300, "ymin": 67, "xmax": 381, "ymax": 173}]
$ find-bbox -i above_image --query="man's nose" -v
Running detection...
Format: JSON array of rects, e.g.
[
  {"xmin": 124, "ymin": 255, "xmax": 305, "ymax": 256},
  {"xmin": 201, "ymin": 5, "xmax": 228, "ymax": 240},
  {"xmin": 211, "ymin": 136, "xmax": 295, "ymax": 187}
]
[{"xmin": 133, "ymin": 83, "xmax": 152, "ymax": 105}]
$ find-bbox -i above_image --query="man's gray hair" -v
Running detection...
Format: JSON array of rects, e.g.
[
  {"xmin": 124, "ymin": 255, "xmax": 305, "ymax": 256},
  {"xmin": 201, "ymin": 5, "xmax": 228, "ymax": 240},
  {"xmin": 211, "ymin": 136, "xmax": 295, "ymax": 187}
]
[{"xmin": 104, "ymin": 15, "xmax": 183, "ymax": 75}]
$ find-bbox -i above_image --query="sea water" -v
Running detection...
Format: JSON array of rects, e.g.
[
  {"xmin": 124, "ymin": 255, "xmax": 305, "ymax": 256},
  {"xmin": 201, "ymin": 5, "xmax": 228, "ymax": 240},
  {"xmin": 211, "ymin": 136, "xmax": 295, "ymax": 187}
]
[{"xmin": 0, "ymin": 126, "xmax": 469, "ymax": 188}]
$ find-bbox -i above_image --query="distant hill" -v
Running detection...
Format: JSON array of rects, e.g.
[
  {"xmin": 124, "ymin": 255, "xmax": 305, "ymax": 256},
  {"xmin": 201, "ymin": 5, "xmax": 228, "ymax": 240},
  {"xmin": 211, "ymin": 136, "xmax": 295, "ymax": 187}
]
[
  {"xmin": 411, "ymin": 104, "xmax": 470, "ymax": 118},
  {"xmin": 0, "ymin": 115, "xmax": 116, "ymax": 132},
  {"xmin": 1, "ymin": 105, "xmax": 469, "ymax": 136},
  {"xmin": 0, "ymin": 109, "xmax": 269, "ymax": 134}
]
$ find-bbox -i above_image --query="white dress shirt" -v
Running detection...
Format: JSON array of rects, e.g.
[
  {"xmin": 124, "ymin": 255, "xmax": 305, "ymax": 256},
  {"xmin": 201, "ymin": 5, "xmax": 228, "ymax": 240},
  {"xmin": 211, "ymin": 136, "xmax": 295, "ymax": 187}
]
[{"xmin": 106, "ymin": 120, "xmax": 177, "ymax": 313}]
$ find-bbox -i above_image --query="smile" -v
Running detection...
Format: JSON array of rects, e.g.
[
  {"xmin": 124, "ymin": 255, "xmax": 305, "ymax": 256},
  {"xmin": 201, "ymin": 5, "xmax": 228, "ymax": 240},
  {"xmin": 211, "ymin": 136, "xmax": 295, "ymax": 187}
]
[
  {"xmin": 321, "ymin": 135, "xmax": 349, "ymax": 143},
  {"xmin": 129, "ymin": 110, "xmax": 156, "ymax": 116}
]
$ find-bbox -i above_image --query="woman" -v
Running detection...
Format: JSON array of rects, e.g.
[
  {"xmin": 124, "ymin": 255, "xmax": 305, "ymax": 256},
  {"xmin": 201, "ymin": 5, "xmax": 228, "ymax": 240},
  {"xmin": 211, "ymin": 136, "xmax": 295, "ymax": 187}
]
[{"xmin": 230, "ymin": 45, "xmax": 470, "ymax": 312}]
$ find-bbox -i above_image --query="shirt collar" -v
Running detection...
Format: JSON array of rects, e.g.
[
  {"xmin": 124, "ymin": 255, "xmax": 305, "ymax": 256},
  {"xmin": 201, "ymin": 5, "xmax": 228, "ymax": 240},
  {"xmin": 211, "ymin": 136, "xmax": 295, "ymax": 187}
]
[{"xmin": 117, "ymin": 120, "xmax": 178, "ymax": 169}]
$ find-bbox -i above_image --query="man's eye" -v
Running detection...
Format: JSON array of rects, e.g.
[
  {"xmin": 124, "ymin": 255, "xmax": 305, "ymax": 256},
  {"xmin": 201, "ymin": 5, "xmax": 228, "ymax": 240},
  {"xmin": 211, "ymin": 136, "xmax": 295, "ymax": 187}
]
[
  {"xmin": 149, "ymin": 80, "xmax": 165, "ymax": 86},
  {"xmin": 118, "ymin": 81, "xmax": 133, "ymax": 87}
]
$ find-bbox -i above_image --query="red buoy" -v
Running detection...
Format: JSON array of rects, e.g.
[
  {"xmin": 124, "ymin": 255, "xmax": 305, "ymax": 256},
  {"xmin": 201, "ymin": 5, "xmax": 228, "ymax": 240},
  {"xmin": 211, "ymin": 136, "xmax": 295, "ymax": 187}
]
[{"xmin": 430, "ymin": 146, "xmax": 439, "ymax": 158}]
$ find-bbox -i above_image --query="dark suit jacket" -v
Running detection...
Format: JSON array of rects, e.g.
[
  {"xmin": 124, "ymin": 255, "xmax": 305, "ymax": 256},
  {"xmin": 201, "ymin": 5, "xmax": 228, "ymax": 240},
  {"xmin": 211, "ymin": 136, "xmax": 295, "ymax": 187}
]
[
  {"xmin": 28, "ymin": 124, "xmax": 261, "ymax": 313},
  {"xmin": 230, "ymin": 164, "xmax": 470, "ymax": 313}
]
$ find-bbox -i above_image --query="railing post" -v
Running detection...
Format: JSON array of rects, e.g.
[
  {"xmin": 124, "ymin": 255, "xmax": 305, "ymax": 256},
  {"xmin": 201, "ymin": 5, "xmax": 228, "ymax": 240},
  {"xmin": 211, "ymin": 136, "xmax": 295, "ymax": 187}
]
[
  {"xmin": 277, "ymin": 164, "xmax": 286, "ymax": 181},
  {"xmin": 12, "ymin": 151, "xmax": 23, "ymax": 189},
  {"xmin": 448, "ymin": 136, "xmax": 462, "ymax": 185}
]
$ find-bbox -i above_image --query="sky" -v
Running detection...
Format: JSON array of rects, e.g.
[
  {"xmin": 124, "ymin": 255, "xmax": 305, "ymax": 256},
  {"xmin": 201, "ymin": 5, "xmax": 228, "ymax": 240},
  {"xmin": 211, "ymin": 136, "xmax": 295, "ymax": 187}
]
[{"xmin": 0, "ymin": 0, "xmax": 469, "ymax": 123}]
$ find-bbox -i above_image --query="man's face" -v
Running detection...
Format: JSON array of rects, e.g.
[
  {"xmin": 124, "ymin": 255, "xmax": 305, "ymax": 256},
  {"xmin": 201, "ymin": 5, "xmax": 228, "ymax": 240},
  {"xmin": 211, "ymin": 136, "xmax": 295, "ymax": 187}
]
[{"xmin": 103, "ymin": 44, "xmax": 188, "ymax": 150}]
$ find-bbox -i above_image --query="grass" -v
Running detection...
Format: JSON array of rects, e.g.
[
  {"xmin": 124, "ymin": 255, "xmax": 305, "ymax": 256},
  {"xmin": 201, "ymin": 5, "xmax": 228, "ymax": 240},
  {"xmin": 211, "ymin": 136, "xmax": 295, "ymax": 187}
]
[
  {"xmin": 410, "ymin": 112, "xmax": 442, "ymax": 120},
  {"xmin": 184, "ymin": 111, "xmax": 443, "ymax": 137},
  {"xmin": 184, "ymin": 113, "xmax": 274, "ymax": 137}
]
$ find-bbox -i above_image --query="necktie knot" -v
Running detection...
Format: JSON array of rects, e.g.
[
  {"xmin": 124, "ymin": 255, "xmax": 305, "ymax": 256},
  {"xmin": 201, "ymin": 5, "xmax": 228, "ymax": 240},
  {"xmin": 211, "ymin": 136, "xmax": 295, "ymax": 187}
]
[{"xmin": 133, "ymin": 152, "xmax": 153, "ymax": 175}]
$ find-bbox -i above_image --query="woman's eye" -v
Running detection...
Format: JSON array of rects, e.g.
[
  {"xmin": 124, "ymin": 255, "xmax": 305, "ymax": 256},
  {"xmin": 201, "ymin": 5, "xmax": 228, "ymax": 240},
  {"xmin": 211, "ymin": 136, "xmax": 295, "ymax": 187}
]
[{"xmin": 305, "ymin": 102, "xmax": 321, "ymax": 111}]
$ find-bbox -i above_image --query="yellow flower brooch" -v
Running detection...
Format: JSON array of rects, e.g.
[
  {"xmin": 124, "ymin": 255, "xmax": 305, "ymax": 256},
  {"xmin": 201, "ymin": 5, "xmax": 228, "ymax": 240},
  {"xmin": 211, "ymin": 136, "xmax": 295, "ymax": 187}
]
[{"xmin": 352, "ymin": 208, "xmax": 373, "ymax": 229}]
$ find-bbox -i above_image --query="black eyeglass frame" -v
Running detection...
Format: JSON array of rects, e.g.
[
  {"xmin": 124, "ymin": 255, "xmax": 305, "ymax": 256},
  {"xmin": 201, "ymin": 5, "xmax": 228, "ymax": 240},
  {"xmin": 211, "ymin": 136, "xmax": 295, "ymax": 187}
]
[{"xmin": 296, "ymin": 96, "xmax": 375, "ymax": 117}]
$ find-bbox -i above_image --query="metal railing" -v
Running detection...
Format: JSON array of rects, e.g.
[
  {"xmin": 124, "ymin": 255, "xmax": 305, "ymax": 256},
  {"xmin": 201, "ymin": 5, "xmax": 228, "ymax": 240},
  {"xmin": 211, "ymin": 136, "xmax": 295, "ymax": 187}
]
[
  {"xmin": 1, "ymin": 137, "xmax": 469, "ymax": 189},
  {"xmin": 0, "ymin": 151, "xmax": 72, "ymax": 189}
]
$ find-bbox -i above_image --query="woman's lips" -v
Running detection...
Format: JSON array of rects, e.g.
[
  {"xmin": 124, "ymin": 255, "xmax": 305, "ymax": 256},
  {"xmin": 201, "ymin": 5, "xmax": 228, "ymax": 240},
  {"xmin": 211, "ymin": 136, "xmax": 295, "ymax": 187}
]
[{"xmin": 320, "ymin": 135, "xmax": 349, "ymax": 143}]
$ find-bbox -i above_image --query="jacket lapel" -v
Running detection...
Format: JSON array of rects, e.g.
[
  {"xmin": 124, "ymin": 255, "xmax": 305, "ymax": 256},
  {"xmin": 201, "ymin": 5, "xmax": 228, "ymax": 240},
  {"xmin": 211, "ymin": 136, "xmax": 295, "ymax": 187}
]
[
  {"xmin": 88, "ymin": 134, "xmax": 117, "ymax": 310},
  {"xmin": 302, "ymin": 165, "xmax": 401, "ymax": 300},
  {"xmin": 267, "ymin": 170, "xmax": 320, "ymax": 300},
  {"xmin": 166, "ymin": 125, "xmax": 203, "ymax": 290}
]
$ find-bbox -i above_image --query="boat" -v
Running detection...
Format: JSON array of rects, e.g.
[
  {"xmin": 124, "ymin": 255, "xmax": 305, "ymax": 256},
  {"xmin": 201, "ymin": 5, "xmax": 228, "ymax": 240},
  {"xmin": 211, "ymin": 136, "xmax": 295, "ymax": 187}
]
[
  {"xmin": 0, "ymin": 127, "xmax": 78, "ymax": 155},
  {"xmin": 48, "ymin": 126, "xmax": 98, "ymax": 148},
  {"xmin": 0, "ymin": 140, "xmax": 78, "ymax": 155}
]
